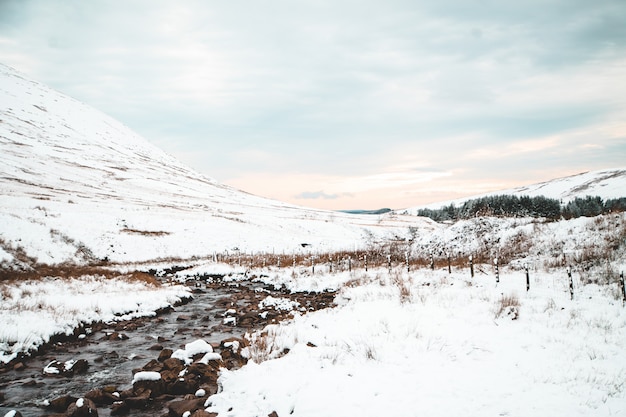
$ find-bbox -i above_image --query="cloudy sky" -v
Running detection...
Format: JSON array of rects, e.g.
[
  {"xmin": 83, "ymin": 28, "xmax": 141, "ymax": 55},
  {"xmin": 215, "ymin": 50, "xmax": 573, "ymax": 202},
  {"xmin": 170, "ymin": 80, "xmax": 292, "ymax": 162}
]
[{"xmin": 1, "ymin": 0, "xmax": 625, "ymax": 210}]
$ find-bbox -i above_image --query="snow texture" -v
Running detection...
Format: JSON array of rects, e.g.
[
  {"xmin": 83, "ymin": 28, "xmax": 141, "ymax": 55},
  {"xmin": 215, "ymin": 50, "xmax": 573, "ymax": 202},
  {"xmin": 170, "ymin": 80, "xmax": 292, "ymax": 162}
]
[
  {"xmin": 206, "ymin": 268, "xmax": 626, "ymax": 417},
  {"xmin": 131, "ymin": 371, "xmax": 162, "ymax": 384}
]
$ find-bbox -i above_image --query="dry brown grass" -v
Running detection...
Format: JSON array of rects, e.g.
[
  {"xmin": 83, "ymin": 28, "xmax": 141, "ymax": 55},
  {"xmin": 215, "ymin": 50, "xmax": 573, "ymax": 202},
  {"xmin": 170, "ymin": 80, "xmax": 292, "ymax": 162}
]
[{"xmin": 494, "ymin": 294, "xmax": 520, "ymax": 319}]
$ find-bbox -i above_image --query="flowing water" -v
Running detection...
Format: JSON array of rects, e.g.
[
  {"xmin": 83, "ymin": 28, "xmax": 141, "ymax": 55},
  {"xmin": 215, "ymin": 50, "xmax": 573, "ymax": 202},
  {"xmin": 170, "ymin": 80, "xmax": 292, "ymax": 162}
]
[{"xmin": 0, "ymin": 282, "xmax": 252, "ymax": 417}]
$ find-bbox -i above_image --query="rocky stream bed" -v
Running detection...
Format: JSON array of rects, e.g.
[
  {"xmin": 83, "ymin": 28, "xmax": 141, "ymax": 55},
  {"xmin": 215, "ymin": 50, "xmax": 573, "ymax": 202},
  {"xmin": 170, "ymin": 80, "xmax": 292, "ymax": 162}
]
[{"xmin": 0, "ymin": 276, "xmax": 336, "ymax": 417}]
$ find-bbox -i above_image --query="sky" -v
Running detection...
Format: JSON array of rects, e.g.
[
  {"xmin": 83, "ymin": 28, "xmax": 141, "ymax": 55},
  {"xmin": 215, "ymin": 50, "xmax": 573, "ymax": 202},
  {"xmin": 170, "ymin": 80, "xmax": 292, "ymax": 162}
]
[{"xmin": 0, "ymin": 0, "xmax": 625, "ymax": 210}]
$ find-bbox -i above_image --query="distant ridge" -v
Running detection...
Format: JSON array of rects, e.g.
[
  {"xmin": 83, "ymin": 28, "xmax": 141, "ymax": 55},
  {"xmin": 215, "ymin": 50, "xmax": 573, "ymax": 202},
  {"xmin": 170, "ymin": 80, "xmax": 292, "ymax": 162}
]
[
  {"xmin": 400, "ymin": 168, "xmax": 626, "ymax": 215},
  {"xmin": 338, "ymin": 208, "xmax": 392, "ymax": 215}
]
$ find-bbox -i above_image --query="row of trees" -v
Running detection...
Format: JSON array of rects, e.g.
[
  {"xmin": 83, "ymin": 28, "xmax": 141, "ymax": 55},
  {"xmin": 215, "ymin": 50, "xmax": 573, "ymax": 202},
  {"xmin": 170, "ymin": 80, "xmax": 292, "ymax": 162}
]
[{"xmin": 415, "ymin": 195, "xmax": 626, "ymax": 222}]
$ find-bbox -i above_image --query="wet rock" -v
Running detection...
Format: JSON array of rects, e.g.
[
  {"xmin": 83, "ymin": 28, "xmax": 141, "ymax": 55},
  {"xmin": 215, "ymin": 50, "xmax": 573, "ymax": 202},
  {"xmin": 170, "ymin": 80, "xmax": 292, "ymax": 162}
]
[
  {"xmin": 148, "ymin": 344, "xmax": 164, "ymax": 351},
  {"xmin": 124, "ymin": 389, "xmax": 151, "ymax": 409},
  {"xmin": 66, "ymin": 398, "xmax": 98, "ymax": 417},
  {"xmin": 167, "ymin": 397, "xmax": 205, "ymax": 417},
  {"xmin": 110, "ymin": 401, "xmax": 130, "ymax": 416},
  {"xmin": 268, "ymin": 412, "xmax": 279, "ymax": 417},
  {"xmin": 191, "ymin": 410, "xmax": 217, "ymax": 417},
  {"xmin": 158, "ymin": 349, "xmax": 173, "ymax": 362},
  {"xmin": 168, "ymin": 375, "xmax": 199, "ymax": 395},
  {"xmin": 48, "ymin": 394, "xmax": 78, "ymax": 412},
  {"xmin": 43, "ymin": 359, "xmax": 88, "ymax": 376},
  {"xmin": 71, "ymin": 359, "xmax": 89, "ymax": 374},
  {"xmin": 84, "ymin": 388, "xmax": 118, "ymax": 406},
  {"xmin": 163, "ymin": 358, "xmax": 185, "ymax": 372},
  {"xmin": 176, "ymin": 315, "xmax": 191, "ymax": 321},
  {"xmin": 107, "ymin": 332, "xmax": 129, "ymax": 341},
  {"xmin": 13, "ymin": 362, "xmax": 25, "ymax": 371},
  {"xmin": 140, "ymin": 359, "xmax": 164, "ymax": 372},
  {"xmin": 133, "ymin": 377, "xmax": 165, "ymax": 398}
]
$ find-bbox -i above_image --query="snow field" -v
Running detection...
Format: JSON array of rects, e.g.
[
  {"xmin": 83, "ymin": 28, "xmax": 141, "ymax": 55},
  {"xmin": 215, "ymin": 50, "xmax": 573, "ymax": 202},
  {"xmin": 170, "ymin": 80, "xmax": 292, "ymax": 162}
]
[
  {"xmin": 0, "ymin": 275, "xmax": 191, "ymax": 364},
  {"xmin": 206, "ymin": 268, "xmax": 626, "ymax": 417}
]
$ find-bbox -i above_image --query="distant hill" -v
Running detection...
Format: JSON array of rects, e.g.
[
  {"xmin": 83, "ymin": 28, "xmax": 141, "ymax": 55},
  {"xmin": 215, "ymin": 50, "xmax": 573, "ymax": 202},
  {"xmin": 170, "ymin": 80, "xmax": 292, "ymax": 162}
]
[
  {"xmin": 400, "ymin": 168, "xmax": 626, "ymax": 215},
  {"xmin": 338, "ymin": 208, "xmax": 392, "ymax": 215}
]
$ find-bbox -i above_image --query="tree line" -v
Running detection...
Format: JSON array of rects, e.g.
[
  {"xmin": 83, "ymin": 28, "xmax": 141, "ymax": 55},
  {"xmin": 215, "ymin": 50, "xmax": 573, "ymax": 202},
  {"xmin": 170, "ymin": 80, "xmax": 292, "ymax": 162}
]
[{"xmin": 414, "ymin": 195, "xmax": 626, "ymax": 222}]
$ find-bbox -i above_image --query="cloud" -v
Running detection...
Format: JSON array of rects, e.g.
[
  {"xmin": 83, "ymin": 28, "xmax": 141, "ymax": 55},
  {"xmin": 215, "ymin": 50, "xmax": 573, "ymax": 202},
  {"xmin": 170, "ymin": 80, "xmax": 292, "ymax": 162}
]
[
  {"xmin": 0, "ymin": 0, "xmax": 624, "ymax": 210},
  {"xmin": 295, "ymin": 191, "xmax": 343, "ymax": 200}
]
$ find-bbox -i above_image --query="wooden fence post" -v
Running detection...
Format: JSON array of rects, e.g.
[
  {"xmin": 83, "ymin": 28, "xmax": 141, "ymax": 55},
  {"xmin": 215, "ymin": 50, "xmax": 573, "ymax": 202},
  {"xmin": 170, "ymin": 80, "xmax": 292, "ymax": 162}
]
[
  {"xmin": 494, "ymin": 257, "xmax": 499, "ymax": 284},
  {"xmin": 568, "ymin": 266, "xmax": 574, "ymax": 300},
  {"xmin": 469, "ymin": 255, "xmax": 474, "ymax": 279},
  {"xmin": 525, "ymin": 264, "xmax": 530, "ymax": 292},
  {"xmin": 619, "ymin": 271, "xmax": 625, "ymax": 305},
  {"xmin": 406, "ymin": 251, "xmax": 410, "ymax": 273}
]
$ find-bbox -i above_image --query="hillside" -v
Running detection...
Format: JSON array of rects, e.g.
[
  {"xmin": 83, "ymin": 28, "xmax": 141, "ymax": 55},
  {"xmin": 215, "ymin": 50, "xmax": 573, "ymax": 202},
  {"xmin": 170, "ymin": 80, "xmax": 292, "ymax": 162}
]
[
  {"xmin": 400, "ymin": 168, "xmax": 626, "ymax": 215},
  {"xmin": 0, "ymin": 63, "xmax": 430, "ymax": 271}
]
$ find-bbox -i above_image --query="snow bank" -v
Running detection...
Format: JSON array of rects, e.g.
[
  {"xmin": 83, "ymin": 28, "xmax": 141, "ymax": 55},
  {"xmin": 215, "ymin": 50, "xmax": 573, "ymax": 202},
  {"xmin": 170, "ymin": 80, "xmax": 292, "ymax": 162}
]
[
  {"xmin": 206, "ymin": 268, "xmax": 626, "ymax": 417},
  {"xmin": 0, "ymin": 275, "xmax": 191, "ymax": 363}
]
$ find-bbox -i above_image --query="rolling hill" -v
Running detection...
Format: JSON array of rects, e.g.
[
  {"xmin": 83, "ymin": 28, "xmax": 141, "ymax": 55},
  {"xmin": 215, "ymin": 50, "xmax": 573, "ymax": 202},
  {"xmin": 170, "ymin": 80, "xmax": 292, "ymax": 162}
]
[{"xmin": 0, "ymin": 63, "xmax": 430, "ymax": 270}]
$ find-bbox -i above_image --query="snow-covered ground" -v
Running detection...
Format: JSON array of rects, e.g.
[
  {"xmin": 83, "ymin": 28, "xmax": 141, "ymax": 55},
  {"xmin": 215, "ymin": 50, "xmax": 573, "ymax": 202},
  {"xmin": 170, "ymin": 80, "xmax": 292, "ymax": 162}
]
[
  {"xmin": 205, "ymin": 267, "xmax": 626, "ymax": 417},
  {"xmin": 0, "ymin": 275, "xmax": 190, "ymax": 364}
]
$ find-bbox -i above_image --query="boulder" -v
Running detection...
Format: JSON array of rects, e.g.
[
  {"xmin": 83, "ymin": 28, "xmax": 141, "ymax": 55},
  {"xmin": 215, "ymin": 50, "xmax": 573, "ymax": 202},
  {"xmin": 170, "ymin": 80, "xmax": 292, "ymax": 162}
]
[
  {"xmin": 191, "ymin": 410, "xmax": 217, "ymax": 417},
  {"xmin": 84, "ymin": 389, "xmax": 117, "ymax": 406},
  {"xmin": 167, "ymin": 398, "xmax": 206, "ymax": 417},
  {"xmin": 48, "ymin": 395, "xmax": 78, "ymax": 412},
  {"xmin": 140, "ymin": 359, "xmax": 164, "ymax": 372},
  {"xmin": 110, "ymin": 401, "xmax": 130, "ymax": 416},
  {"xmin": 66, "ymin": 398, "xmax": 98, "ymax": 417},
  {"xmin": 158, "ymin": 349, "xmax": 174, "ymax": 362}
]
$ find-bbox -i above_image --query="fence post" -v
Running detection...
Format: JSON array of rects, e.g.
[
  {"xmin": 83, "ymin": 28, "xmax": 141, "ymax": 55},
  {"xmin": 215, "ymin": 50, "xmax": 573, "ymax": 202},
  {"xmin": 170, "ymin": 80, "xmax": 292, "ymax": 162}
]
[
  {"xmin": 329, "ymin": 256, "xmax": 333, "ymax": 273},
  {"xmin": 348, "ymin": 256, "xmax": 352, "ymax": 272},
  {"xmin": 387, "ymin": 255, "xmax": 392, "ymax": 273},
  {"xmin": 277, "ymin": 256, "xmax": 281, "ymax": 268},
  {"xmin": 494, "ymin": 257, "xmax": 499, "ymax": 284},
  {"xmin": 365, "ymin": 254, "xmax": 368, "ymax": 272},
  {"xmin": 406, "ymin": 251, "xmax": 410, "ymax": 273},
  {"xmin": 469, "ymin": 255, "xmax": 474, "ymax": 279},
  {"xmin": 525, "ymin": 264, "xmax": 530, "ymax": 292},
  {"xmin": 311, "ymin": 257, "xmax": 315, "ymax": 274},
  {"xmin": 430, "ymin": 253, "xmax": 434, "ymax": 270},
  {"xmin": 568, "ymin": 266, "xmax": 574, "ymax": 300},
  {"xmin": 447, "ymin": 253, "xmax": 451, "ymax": 274},
  {"xmin": 620, "ymin": 271, "xmax": 625, "ymax": 305}
]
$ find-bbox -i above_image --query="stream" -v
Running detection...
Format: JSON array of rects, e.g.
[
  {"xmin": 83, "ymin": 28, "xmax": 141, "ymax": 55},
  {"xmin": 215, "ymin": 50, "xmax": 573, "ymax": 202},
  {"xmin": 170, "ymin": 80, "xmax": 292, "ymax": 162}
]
[{"xmin": 0, "ymin": 280, "xmax": 265, "ymax": 417}]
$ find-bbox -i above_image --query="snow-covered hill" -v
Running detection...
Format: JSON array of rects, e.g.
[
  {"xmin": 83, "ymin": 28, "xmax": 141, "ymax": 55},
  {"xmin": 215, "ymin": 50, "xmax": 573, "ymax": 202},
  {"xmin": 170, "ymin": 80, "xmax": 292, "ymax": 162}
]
[
  {"xmin": 401, "ymin": 168, "xmax": 626, "ymax": 214},
  {"xmin": 0, "ymin": 63, "xmax": 431, "ymax": 269}
]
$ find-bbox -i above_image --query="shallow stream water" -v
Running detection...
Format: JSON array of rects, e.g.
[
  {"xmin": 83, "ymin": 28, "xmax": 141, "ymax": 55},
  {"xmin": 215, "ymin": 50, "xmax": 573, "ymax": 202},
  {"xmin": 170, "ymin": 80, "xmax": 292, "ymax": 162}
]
[{"xmin": 0, "ymin": 282, "xmax": 250, "ymax": 417}]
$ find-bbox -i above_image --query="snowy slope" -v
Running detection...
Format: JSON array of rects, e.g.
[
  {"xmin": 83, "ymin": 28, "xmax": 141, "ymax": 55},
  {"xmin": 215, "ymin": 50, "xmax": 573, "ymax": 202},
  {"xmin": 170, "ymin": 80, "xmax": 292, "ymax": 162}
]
[
  {"xmin": 0, "ymin": 63, "xmax": 433, "ymax": 268},
  {"xmin": 401, "ymin": 168, "xmax": 626, "ymax": 214}
]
